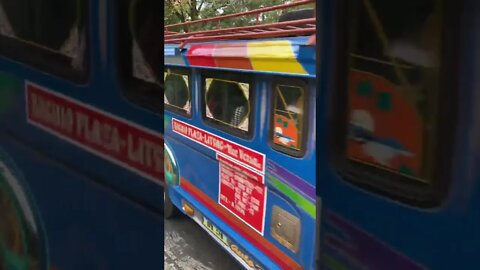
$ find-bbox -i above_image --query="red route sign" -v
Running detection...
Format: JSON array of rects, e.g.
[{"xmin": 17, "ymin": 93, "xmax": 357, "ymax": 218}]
[
  {"xmin": 25, "ymin": 82, "xmax": 164, "ymax": 184},
  {"xmin": 172, "ymin": 118, "xmax": 265, "ymax": 173},
  {"xmin": 218, "ymin": 154, "xmax": 266, "ymax": 235}
]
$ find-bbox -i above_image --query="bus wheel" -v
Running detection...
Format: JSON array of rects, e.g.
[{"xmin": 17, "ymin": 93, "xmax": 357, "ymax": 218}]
[{"xmin": 164, "ymin": 187, "xmax": 180, "ymax": 219}]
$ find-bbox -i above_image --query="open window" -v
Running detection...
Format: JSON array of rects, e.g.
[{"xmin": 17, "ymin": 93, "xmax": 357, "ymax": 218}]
[
  {"xmin": 0, "ymin": 0, "xmax": 88, "ymax": 82},
  {"xmin": 164, "ymin": 68, "xmax": 191, "ymax": 116},
  {"xmin": 117, "ymin": 0, "xmax": 162, "ymax": 114},
  {"xmin": 202, "ymin": 72, "xmax": 253, "ymax": 138},
  {"xmin": 333, "ymin": 0, "xmax": 459, "ymax": 206},
  {"xmin": 271, "ymin": 79, "xmax": 308, "ymax": 157}
]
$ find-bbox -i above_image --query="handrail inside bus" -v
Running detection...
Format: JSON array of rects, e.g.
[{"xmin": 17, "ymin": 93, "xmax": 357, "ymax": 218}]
[{"xmin": 164, "ymin": 0, "xmax": 316, "ymax": 45}]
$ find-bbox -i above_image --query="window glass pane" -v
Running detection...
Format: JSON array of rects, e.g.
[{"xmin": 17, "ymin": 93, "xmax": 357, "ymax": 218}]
[
  {"xmin": 0, "ymin": 0, "xmax": 86, "ymax": 70},
  {"xmin": 205, "ymin": 78, "xmax": 250, "ymax": 132},
  {"xmin": 164, "ymin": 69, "xmax": 191, "ymax": 115},
  {"xmin": 347, "ymin": 0, "xmax": 443, "ymax": 182},
  {"xmin": 130, "ymin": 0, "xmax": 161, "ymax": 85},
  {"xmin": 273, "ymin": 84, "xmax": 305, "ymax": 151},
  {"xmin": 119, "ymin": 0, "xmax": 161, "ymax": 113}
]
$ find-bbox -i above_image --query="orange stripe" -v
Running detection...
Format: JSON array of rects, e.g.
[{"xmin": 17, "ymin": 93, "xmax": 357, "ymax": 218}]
[
  {"xmin": 214, "ymin": 43, "xmax": 253, "ymax": 70},
  {"xmin": 180, "ymin": 178, "xmax": 302, "ymax": 270}
]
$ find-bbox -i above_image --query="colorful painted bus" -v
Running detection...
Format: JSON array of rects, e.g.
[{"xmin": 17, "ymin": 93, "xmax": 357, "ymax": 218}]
[
  {"xmin": 164, "ymin": 1, "xmax": 317, "ymax": 269},
  {"xmin": 0, "ymin": 1, "xmax": 164, "ymax": 269},
  {"xmin": 317, "ymin": 0, "xmax": 480, "ymax": 269}
]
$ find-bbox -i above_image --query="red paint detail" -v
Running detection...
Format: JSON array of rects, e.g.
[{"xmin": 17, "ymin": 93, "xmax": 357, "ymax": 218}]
[
  {"xmin": 180, "ymin": 178, "xmax": 302, "ymax": 270},
  {"xmin": 186, "ymin": 44, "xmax": 217, "ymax": 67},
  {"xmin": 26, "ymin": 83, "xmax": 164, "ymax": 184},
  {"xmin": 218, "ymin": 154, "xmax": 266, "ymax": 234}
]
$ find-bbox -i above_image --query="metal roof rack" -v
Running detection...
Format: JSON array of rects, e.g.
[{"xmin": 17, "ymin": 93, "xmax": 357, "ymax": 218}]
[{"xmin": 164, "ymin": 0, "xmax": 315, "ymax": 47}]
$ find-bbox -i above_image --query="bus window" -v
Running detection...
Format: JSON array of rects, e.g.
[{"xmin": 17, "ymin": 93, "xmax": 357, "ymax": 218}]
[
  {"xmin": 272, "ymin": 81, "xmax": 307, "ymax": 155},
  {"xmin": 203, "ymin": 75, "xmax": 252, "ymax": 136},
  {"xmin": 119, "ymin": 0, "xmax": 162, "ymax": 113},
  {"xmin": 341, "ymin": 0, "xmax": 449, "ymax": 198},
  {"xmin": 0, "ymin": 0, "xmax": 87, "ymax": 80},
  {"xmin": 164, "ymin": 68, "xmax": 191, "ymax": 116}
]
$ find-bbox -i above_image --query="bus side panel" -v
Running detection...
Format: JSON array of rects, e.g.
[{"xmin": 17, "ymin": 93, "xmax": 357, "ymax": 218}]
[
  {"xmin": 0, "ymin": 134, "xmax": 164, "ymax": 270},
  {"xmin": 165, "ymin": 72, "xmax": 317, "ymax": 269}
]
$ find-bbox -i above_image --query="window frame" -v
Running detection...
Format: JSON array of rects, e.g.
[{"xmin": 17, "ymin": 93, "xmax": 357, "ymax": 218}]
[
  {"xmin": 0, "ymin": 0, "xmax": 90, "ymax": 83},
  {"xmin": 269, "ymin": 77, "xmax": 309, "ymax": 157},
  {"xmin": 164, "ymin": 67, "xmax": 192, "ymax": 118},
  {"xmin": 116, "ymin": 0, "xmax": 162, "ymax": 114},
  {"xmin": 200, "ymin": 70, "xmax": 255, "ymax": 139},
  {"xmin": 329, "ymin": 0, "xmax": 461, "ymax": 207}
]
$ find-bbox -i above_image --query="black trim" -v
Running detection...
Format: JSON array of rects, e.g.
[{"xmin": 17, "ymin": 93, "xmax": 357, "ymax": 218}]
[
  {"xmin": 164, "ymin": 67, "xmax": 192, "ymax": 118},
  {"xmin": 329, "ymin": 0, "xmax": 461, "ymax": 207},
  {"xmin": 268, "ymin": 77, "xmax": 310, "ymax": 158},
  {"xmin": 0, "ymin": 0, "xmax": 89, "ymax": 84},
  {"xmin": 200, "ymin": 70, "xmax": 255, "ymax": 140},
  {"xmin": 116, "ymin": 0, "xmax": 162, "ymax": 114}
]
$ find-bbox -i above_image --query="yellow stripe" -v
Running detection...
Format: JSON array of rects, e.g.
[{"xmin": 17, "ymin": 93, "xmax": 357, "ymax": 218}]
[{"xmin": 247, "ymin": 41, "xmax": 307, "ymax": 74}]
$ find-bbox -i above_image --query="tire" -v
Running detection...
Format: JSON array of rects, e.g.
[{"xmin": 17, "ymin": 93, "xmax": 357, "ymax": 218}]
[{"xmin": 164, "ymin": 187, "xmax": 180, "ymax": 219}]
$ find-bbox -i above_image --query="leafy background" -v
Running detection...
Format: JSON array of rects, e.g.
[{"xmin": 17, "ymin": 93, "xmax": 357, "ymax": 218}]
[{"xmin": 164, "ymin": 0, "xmax": 313, "ymax": 32}]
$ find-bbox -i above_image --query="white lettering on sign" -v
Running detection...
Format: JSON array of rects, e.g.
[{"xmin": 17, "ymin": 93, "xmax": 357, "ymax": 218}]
[
  {"xmin": 26, "ymin": 82, "xmax": 164, "ymax": 185},
  {"xmin": 217, "ymin": 154, "xmax": 266, "ymax": 235},
  {"xmin": 172, "ymin": 118, "xmax": 265, "ymax": 174}
]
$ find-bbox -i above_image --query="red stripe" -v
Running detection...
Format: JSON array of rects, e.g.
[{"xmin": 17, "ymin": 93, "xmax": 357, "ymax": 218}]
[
  {"xmin": 180, "ymin": 178, "xmax": 302, "ymax": 270},
  {"xmin": 186, "ymin": 44, "xmax": 217, "ymax": 67},
  {"xmin": 213, "ymin": 43, "xmax": 253, "ymax": 70}
]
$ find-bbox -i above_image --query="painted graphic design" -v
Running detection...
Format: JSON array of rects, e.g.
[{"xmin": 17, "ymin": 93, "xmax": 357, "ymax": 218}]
[
  {"xmin": 25, "ymin": 82, "xmax": 164, "ymax": 185},
  {"xmin": 171, "ymin": 118, "xmax": 267, "ymax": 234},
  {"xmin": 347, "ymin": 70, "xmax": 423, "ymax": 177},
  {"xmin": 266, "ymin": 160, "xmax": 315, "ymax": 218},
  {"xmin": 273, "ymin": 114, "xmax": 299, "ymax": 149},
  {"xmin": 0, "ymin": 150, "xmax": 47, "ymax": 270},
  {"xmin": 175, "ymin": 39, "xmax": 315, "ymax": 76},
  {"xmin": 322, "ymin": 211, "xmax": 425, "ymax": 270},
  {"xmin": 164, "ymin": 143, "xmax": 179, "ymax": 186},
  {"xmin": 196, "ymin": 214, "xmax": 264, "ymax": 270}
]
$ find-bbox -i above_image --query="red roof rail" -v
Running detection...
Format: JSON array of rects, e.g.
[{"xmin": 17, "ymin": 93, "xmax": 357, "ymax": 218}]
[{"xmin": 165, "ymin": 0, "xmax": 316, "ymax": 45}]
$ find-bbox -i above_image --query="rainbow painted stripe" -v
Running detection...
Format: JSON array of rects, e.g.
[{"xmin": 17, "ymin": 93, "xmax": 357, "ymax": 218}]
[{"xmin": 164, "ymin": 37, "xmax": 316, "ymax": 77}]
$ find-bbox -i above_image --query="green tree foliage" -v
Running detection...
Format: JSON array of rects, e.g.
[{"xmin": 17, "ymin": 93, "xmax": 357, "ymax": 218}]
[{"xmin": 164, "ymin": 0, "xmax": 313, "ymax": 32}]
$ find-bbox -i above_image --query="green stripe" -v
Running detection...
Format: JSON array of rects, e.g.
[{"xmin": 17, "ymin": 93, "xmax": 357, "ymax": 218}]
[
  {"xmin": 267, "ymin": 174, "xmax": 316, "ymax": 218},
  {"xmin": 164, "ymin": 115, "xmax": 172, "ymax": 130},
  {"xmin": 322, "ymin": 254, "xmax": 350, "ymax": 270}
]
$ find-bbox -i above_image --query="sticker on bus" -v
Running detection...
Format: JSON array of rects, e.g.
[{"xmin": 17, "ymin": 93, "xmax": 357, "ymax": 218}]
[
  {"xmin": 218, "ymin": 153, "xmax": 267, "ymax": 235},
  {"xmin": 25, "ymin": 82, "xmax": 164, "ymax": 185},
  {"xmin": 171, "ymin": 118, "xmax": 266, "ymax": 174}
]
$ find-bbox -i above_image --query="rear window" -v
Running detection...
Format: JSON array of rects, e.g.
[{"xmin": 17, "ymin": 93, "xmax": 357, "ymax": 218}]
[
  {"xmin": 336, "ymin": 0, "xmax": 458, "ymax": 204},
  {"xmin": 271, "ymin": 80, "xmax": 308, "ymax": 156},
  {"xmin": 0, "ymin": 0, "xmax": 88, "ymax": 82}
]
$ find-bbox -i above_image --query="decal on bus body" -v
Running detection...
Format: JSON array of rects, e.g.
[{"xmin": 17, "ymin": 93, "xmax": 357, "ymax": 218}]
[
  {"xmin": 25, "ymin": 82, "xmax": 164, "ymax": 185},
  {"xmin": 171, "ymin": 118, "xmax": 265, "ymax": 174}
]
